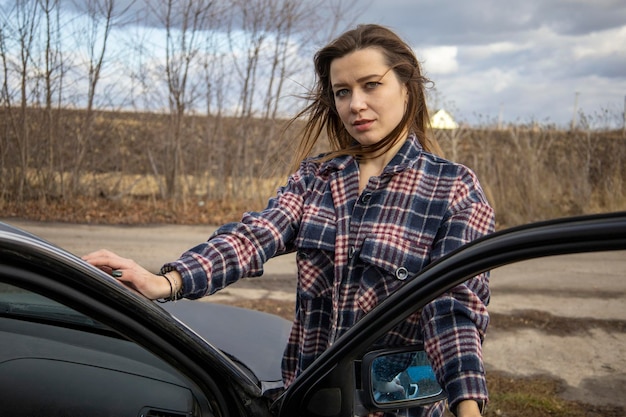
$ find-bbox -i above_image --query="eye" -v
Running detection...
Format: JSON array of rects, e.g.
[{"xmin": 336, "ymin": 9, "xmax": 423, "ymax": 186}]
[
  {"xmin": 334, "ymin": 89, "xmax": 349, "ymax": 98},
  {"xmin": 365, "ymin": 81, "xmax": 381, "ymax": 89}
]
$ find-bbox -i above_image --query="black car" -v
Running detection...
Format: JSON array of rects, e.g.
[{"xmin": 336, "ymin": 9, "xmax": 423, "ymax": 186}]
[{"xmin": 1, "ymin": 212, "xmax": 625, "ymax": 417}]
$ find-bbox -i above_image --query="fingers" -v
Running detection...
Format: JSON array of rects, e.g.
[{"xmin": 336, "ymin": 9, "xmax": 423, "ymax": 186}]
[
  {"xmin": 82, "ymin": 249, "xmax": 137, "ymax": 278},
  {"xmin": 82, "ymin": 249, "xmax": 138, "ymax": 285},
  {"xmin": 82, "ymin": 249, "xmax": 129, "ymax": 270},
  {"xmin": 82, "ymin": 249, "xmax": 168, "ymax": 300}
]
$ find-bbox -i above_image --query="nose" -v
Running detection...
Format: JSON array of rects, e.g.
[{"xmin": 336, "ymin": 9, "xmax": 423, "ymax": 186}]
[{"xmin": 350, "ymin": 89, "xmax": 367, "ymax": 113}]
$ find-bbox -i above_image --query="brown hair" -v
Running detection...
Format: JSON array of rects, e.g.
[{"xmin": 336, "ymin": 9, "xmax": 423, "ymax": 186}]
[{"xmin": 288, "ymin": 24, "xmax": 442, "ymax": 172}]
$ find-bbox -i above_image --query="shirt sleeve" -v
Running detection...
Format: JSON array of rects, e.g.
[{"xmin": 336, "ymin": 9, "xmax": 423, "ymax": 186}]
[
  {"xmin": 419, "ymin": 166, "xmax": 495, "ymax": 413},
  {"xmin": 161, "ymin": 167, "xmax": 310, "ymax": 299}
]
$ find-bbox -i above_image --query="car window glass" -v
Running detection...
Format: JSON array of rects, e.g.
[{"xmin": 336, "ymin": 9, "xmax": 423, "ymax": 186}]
[{"xmin": 0, "ymin": 282, "xmax": 108, "ymax": 329}]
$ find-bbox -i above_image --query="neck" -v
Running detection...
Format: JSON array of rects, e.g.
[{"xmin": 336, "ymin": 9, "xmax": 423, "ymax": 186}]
[{"xmin": 361, "ymin": 133, "xmax": 408, "ymax": 171}]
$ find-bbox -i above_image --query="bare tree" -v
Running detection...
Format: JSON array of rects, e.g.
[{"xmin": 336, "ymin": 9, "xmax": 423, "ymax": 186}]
[
  {"xmin": 221, "ymin": 0, "xmax": 362, "ymax": 199},
  {"xmin": 146, "ymin": 0, "xmax": 216, "ymax": 200},
  {"xmin": 200, "ymin": 32, "xmax": 228, "ymax": 199},
  {"xmin": 0, "ymin": 0, "xmax": 40, "ymax": 202},
  {"xmin": 261, "ymin": 0, "xmax": 302, "ymax": 121},
  {"xmin": 224, "ymin": 0, "xmax": 308, "ymax": 196},
  {"xmin": 34, "ymin": 0, "xmax": 66, "ymax": 198},
  {"xmin": 67, "ymin": 0, "xmax": 134, "ymax": 197},
  {"xmin": 0, "ymin": 13, "xmax": 11, "ymax": 199}
]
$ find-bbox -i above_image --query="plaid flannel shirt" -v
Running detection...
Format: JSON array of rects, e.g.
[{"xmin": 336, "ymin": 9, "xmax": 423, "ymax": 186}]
[{"xmin": 164, "ymin": 134, "xmax": 495, "ymax": 414}]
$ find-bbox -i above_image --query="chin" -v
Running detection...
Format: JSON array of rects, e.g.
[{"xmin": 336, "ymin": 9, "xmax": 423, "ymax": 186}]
[{"xmin": 352, "ymin": 133, "xmax": 384, "ymax": 147}]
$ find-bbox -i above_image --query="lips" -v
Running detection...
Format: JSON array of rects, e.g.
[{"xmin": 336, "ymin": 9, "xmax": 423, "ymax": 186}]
[{"xmin": 353, "ymin": 119, "xmax": 374, "ymax": 132}]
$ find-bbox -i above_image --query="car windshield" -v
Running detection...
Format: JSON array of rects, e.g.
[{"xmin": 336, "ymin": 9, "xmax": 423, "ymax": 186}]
[{"xmin": 0, "ymin": 282, "xmax": 109, "ymax": 330}]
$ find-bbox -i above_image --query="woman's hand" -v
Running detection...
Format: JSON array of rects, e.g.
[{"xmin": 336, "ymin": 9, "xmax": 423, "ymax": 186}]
[{"xmin": 82, "ymin": 249, "xmax": 173, "ymax": 300}]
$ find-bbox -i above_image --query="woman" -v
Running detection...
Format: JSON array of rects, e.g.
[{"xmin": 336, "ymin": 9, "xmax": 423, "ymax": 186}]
[{"xmin": 84, "ymin": 24, "xmax": 494, "ymax": 417}]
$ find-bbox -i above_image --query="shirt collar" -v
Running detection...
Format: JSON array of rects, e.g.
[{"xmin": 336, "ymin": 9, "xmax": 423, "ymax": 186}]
[{"xmin": 319, "ymin": 133, "xmax": 424, "ymax": 175}]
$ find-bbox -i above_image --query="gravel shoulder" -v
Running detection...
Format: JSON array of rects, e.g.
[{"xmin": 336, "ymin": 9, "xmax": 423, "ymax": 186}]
[{"xmin": 4, "ymin": 219, "xmax": 626, "ymax": 408}]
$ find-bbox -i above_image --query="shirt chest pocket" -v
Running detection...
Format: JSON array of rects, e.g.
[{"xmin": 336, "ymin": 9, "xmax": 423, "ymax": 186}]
[
  {"xmin": 295, "ymin": 212, "xmax": 337, "ymax": 300},
  {"xmin": 357, "ymin": 234, "xmax": 431, "ymax": 314}
]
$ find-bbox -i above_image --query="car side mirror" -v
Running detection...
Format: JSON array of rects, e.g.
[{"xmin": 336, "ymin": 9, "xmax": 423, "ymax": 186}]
[{"xmin": 361, "ymin": 347, "xmax": 447, "ymax": 411}]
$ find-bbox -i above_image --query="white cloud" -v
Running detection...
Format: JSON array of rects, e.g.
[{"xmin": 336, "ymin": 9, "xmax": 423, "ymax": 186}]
[
  {"xmin": 571, "ymin": 25, "xmax": 626, "ymax": 60},
  {"xmin": 419, "ymin": 46, "xmax": 459, "ymax": 75},
  {"xmin": 463, "ymin": 41, "xmax": 531, "ymax": 61}
]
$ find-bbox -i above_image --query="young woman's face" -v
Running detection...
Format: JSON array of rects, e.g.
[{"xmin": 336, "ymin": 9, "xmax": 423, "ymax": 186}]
[{"xmin": 330, "ymin": 47, "xmax": 408, "ymax": 147}]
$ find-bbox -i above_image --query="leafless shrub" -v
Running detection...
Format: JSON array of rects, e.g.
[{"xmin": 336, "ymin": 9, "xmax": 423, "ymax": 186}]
[{"xmin": 436, "ymin": 125, "xmax": 626, "ymax": 227}]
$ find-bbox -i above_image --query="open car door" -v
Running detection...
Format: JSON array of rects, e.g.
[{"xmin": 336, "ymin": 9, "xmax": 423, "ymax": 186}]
[{"xmin": 274, "ymin": 212, "xmax": 626, "ymax": 417}]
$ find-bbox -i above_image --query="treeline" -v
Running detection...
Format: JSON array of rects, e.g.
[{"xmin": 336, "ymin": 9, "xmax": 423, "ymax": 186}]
[
  {"xmin": 1, "ymin": 1, "xmax": 624, "ymax": 228},
  {"xmin": 0, "ymin": 107, "xmax": 301, "ymax": 201},
  {"xmin": 0, "ymin": 0, "xmax": 358, "ymax": 201}
]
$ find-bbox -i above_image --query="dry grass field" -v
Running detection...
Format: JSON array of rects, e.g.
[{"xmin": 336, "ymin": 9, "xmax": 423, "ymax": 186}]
[{"xmin": 2, "ymin": 109, "xmax": 625, "ymax": 229}]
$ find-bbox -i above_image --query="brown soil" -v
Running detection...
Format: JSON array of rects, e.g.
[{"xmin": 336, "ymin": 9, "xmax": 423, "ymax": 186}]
[{"xmin": 0, "ymin": 196, "xmax": 256, "ymax": 225}]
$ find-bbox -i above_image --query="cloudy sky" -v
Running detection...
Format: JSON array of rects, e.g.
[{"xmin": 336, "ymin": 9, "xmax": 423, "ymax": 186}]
[
  {"xmin": 2, "ymin": 0, "xmax": 624, "ymax": 128},
  {"xmin": 356, "ymin": 0, "xmax": 626, "ymax": 127}
]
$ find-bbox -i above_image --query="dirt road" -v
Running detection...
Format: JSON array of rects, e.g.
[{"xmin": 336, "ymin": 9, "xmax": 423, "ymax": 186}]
[{"xmin": 4, "ymin": 219, "xmax": 626, "ymax": 408}]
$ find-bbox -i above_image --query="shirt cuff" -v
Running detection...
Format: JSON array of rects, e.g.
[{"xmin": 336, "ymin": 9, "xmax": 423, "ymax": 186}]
[{"xmin": 445, "ymin": 371, "xmax": 488, "ymax": 415}]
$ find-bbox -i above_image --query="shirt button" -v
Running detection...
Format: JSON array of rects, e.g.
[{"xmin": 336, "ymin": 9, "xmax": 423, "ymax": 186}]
[
  {"xmin": 360, "ymin": 193, "xmax": 372, "ymax": 204},
  {"xmin": 395, "ymin": 267, "xmax": 409, "ymax": 280},
  {"xmin": 297, "ymin": 250, "xmax": 308, "ymax": 260}
]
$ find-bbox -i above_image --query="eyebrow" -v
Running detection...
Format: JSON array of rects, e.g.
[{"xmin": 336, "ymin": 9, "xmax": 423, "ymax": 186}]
[{"xmin": 331, "ymin": 73, "xmax": 384, "ymax": 89}]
